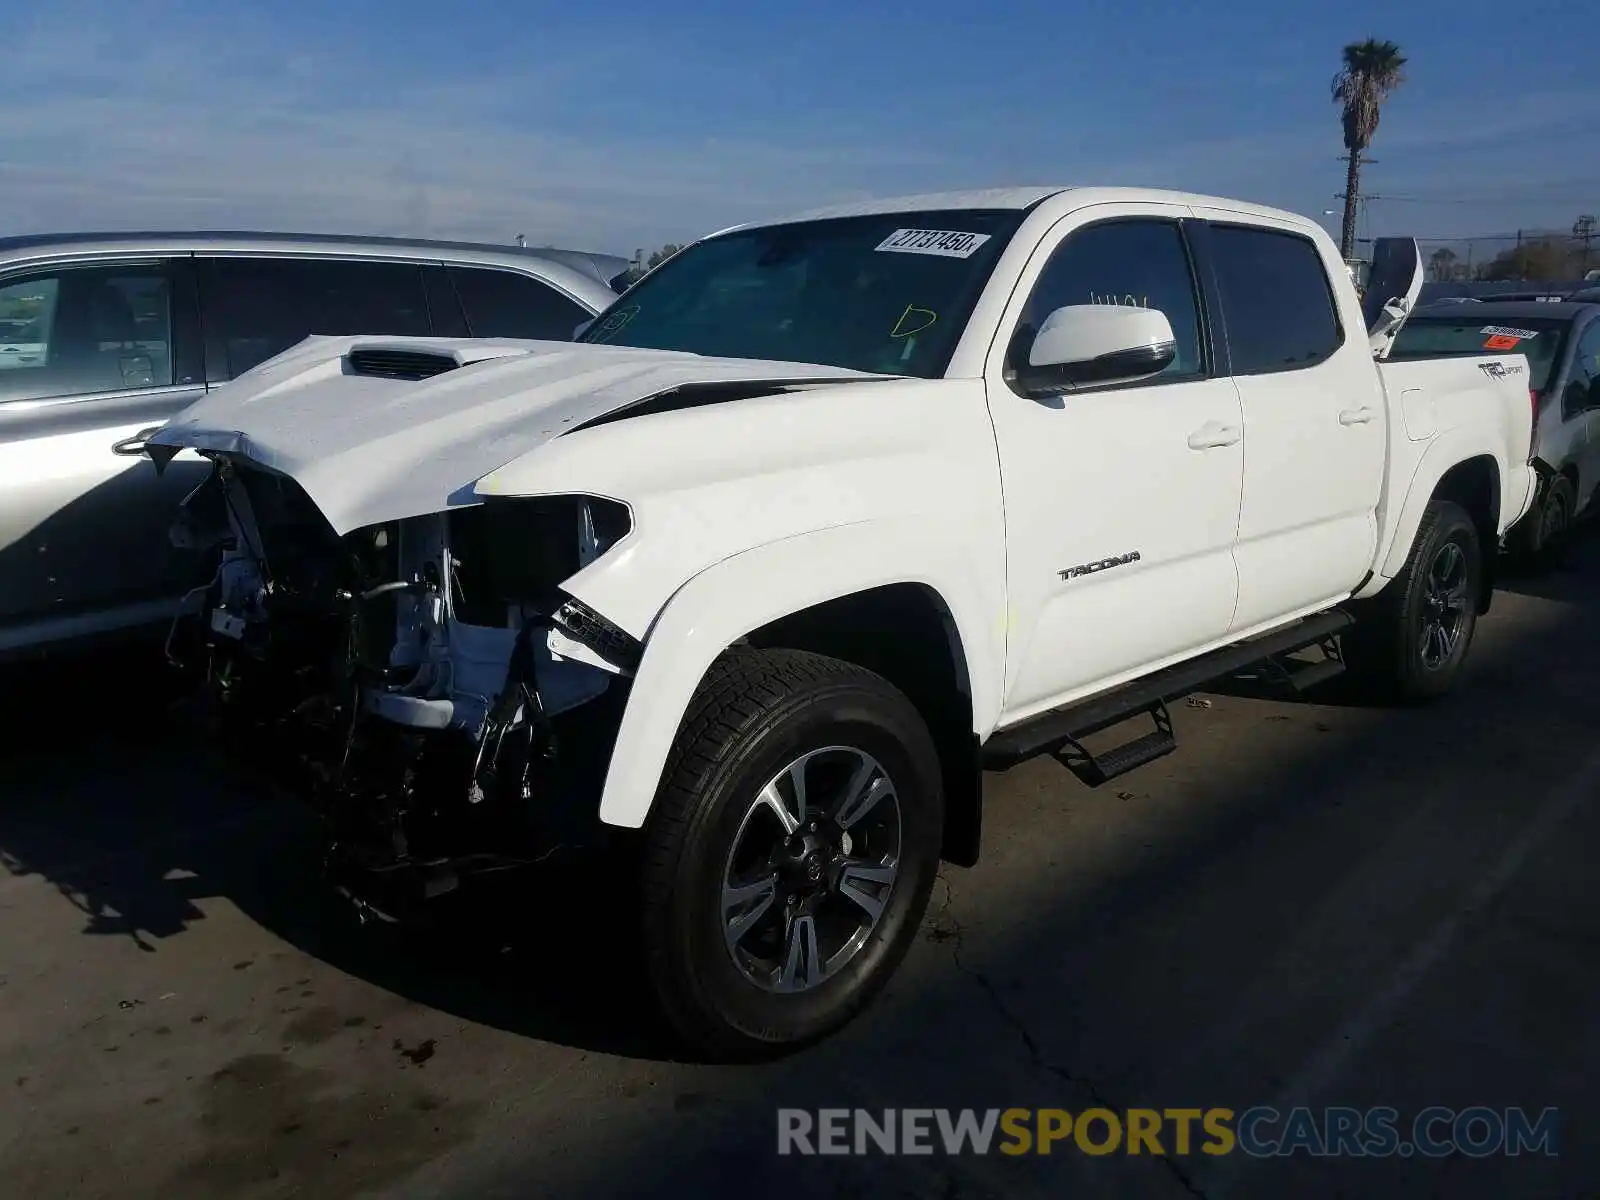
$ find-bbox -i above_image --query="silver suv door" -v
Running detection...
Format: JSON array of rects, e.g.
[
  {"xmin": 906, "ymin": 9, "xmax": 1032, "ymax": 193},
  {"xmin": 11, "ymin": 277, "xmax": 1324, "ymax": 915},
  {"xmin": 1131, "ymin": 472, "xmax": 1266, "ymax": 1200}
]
[{"xmin": 0, "ymin": 256, "xmax": 207, "ymax": 653}]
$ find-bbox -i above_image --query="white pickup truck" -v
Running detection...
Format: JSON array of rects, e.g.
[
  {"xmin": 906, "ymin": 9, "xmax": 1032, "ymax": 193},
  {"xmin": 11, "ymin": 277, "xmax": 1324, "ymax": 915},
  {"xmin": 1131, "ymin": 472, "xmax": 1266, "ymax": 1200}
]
[{"xmin": 147, "ymin": 186, "xmax": 1536, "ymax": 1057}]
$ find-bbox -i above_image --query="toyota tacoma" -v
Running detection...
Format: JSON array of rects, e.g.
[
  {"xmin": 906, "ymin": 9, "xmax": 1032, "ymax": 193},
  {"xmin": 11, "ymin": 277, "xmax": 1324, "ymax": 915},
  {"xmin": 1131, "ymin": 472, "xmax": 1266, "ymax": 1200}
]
[{"xmin": 146, "ymin": 187, "xmax": 1537, "ymax": 1057}]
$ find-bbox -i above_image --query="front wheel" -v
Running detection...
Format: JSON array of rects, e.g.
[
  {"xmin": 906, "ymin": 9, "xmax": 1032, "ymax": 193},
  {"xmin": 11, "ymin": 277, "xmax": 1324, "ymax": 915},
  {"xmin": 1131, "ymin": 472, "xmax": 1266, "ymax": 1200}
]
[
  {"xmin": 1345, "ymin": 497, "xmax": 1482, "ymax": 703},
  {"xmin": 640, "ymin": 648, "xmax": 944, "ymax": 1059}
]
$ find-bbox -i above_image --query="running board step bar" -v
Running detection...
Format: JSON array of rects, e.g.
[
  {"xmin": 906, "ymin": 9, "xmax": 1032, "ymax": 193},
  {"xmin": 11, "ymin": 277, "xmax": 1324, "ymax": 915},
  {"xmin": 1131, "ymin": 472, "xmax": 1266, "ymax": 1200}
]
[
  {"xmin": 1284, "ymin": 643, "xmax": 1346, "ymax": 694},
  {"xmin": 1051, "ymin": 700, "xmax": 1176, "ymax": 787},
  {"xmin": 982, "ymin": 609, "xmax": 1356, "ymax": 776}
]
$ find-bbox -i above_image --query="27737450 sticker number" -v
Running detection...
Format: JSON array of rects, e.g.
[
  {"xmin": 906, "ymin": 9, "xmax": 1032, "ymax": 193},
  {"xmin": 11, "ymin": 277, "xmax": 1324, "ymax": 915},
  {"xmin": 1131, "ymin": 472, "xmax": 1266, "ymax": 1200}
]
[{"xmin": 874, "ymin": 229, "xmax": 992, "ymax": 259}]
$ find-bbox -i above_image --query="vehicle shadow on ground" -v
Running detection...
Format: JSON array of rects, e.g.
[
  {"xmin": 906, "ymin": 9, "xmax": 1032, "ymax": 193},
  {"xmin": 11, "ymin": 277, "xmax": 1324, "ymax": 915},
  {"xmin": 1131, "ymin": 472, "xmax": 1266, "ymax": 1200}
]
[
  {"xmin": 2, "ymin": 536, "xmax": 1599, "ymax": 1196},
  {"xmin": 0, "ymin": 639, "xmax": 679, "ymax": 1059}
]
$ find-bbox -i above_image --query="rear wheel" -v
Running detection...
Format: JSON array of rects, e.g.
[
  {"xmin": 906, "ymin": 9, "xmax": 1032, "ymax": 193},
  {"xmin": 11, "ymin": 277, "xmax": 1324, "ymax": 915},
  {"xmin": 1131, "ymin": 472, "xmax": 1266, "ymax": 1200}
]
[
  {"xmin": 640, "ymin": 648, "xmax": 944, "ymax": 1059},
  {"xmin": 1512, "ymin": 473, "xmax": 1574, "ymax": 571},
  {"xmin": 1345, "ymin": 497, "xmax": 1482, "ymax": 703}
]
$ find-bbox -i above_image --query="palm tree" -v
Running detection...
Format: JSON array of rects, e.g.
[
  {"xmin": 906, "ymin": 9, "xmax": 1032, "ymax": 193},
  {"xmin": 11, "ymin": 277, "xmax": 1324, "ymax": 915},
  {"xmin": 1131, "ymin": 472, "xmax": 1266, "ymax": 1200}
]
[{"xmin": 1331, "ymin": 39, "xmax": 1407, "ymax": 262}]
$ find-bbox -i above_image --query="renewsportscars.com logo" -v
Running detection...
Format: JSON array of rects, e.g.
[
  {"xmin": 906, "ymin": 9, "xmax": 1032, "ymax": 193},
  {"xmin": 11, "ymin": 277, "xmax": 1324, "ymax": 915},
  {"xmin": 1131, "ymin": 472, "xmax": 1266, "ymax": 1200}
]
[{"xmin": 777, "ymin": 1106, "xmax": 1560, "ymax": 1158}]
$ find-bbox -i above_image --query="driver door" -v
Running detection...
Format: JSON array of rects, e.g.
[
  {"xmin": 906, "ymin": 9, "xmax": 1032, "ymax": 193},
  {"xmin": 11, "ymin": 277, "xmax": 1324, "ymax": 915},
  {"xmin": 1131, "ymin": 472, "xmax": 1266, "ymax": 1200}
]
[
  {"xmin": 0, "ymin": 257, "xmax": 208, "ymax": 644},
  {"xmin": 982, "ymin": 205, "xmax": 1244, "ymax": 723}
]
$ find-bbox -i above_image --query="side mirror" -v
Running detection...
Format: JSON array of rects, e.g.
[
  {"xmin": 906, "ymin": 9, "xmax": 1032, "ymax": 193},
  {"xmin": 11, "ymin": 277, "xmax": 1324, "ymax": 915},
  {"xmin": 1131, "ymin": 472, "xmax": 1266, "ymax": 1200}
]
[{"xmin": 1016, "ymin": 304, "xmax": 1176, "ymax": 395}]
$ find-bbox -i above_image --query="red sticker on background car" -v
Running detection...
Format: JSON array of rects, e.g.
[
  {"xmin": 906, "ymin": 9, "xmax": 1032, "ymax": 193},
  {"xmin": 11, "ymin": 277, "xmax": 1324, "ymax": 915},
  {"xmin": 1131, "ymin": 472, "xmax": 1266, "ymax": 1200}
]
[{"xmin": 1483, "ymin": 334, "xmax": 1520, "ymax": 350}]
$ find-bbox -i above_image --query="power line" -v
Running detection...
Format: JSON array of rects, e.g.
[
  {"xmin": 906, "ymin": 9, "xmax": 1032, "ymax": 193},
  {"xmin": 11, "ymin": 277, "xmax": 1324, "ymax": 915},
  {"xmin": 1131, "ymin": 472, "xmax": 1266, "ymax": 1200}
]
[
  {"xmin": 1373, "ymin": 194, "xmax": 1600, "ymax": 206},
  {"xmin": 1408, "ymin": 231, "xmax": 1594, "ymax": 244}
]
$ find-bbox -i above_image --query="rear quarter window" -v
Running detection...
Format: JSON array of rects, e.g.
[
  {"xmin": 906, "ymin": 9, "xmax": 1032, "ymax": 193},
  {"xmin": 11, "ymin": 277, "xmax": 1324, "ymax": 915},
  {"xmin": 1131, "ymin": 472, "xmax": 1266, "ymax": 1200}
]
[{"xmin": 447, "ymin": 268, "xmax": 592, "ymax": 341}]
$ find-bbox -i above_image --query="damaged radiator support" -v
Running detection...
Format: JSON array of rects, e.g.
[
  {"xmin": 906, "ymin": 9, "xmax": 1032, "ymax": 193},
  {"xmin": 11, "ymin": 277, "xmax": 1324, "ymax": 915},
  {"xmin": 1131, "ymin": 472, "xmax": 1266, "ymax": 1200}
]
[
  {"xmin": 325, "ymin": 611, "xmax": 574, "ymax": 918},
  {"xmin": 169, "ymin": 456, "xmax": 637, "ymax": 919}
]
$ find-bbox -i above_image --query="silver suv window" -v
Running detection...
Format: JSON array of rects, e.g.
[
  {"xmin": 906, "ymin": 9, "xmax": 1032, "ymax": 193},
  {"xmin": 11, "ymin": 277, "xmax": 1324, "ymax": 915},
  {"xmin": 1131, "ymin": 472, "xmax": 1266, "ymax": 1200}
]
[
  {"xmin": 201, "ymin": 257, "xmax": 431, "ymax": 378},
  {"xmin": 0, "ymin": 263, "xmax": 174, "ymax": 402}
]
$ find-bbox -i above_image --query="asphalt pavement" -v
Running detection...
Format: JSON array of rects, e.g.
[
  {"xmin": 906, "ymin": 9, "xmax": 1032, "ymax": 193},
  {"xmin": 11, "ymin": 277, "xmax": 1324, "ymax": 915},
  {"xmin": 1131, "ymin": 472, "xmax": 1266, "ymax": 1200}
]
[{"xmin": 2, "ymin": 533, "xmax": 1597, "ymax": 1199}]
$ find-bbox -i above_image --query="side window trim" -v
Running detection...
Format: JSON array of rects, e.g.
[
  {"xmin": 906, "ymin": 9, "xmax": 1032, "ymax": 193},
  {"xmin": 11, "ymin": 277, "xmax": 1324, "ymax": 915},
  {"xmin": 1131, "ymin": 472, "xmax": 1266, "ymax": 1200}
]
[
  {"xmin": 195, "ymin": 256, "xmax": 231, "ymax": 385},
  {"xmin": 1179, "ymin": 219, "xmax": 1232, "ymax": 379},
  {"xmin": 170, "ymin": 255, "xmax": 205, "ymax": 388},
  {"xmin": 0, "ymin": 256, "xmax": 193, "ymax": 406},
  {"xmin": 1204, "ymin": 221, "xmax": 1347, "ymax": 376},
  {"xmin": 1004, "ymin": 214, "xmax": 1214, "ymax": 398},
  {"xmin": 422, "ymin": 264, "xmax": 471, "ymax": 337}
]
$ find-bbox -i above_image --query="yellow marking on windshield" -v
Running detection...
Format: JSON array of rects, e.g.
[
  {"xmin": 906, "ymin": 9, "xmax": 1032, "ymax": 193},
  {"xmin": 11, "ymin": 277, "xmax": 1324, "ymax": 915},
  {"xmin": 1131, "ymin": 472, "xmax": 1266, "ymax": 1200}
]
[{"xmin": 890, "ymin": 304, "xmax": 937, "ymax": 338}]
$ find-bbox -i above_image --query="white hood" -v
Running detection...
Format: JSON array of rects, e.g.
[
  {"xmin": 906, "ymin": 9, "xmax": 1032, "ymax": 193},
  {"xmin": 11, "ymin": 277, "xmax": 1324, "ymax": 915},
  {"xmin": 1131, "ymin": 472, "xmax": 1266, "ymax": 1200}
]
[{"xmin": 147, "ymin": 335, "xmax": 878, "ymax": 534}]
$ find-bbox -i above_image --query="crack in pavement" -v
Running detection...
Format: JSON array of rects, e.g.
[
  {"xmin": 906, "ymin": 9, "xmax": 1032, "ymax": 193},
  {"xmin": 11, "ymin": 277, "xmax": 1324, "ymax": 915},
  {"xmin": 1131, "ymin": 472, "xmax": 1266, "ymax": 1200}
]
[{"xmin": 928, "ymin": 874, "xmax": 1211, "ymax": 1200}]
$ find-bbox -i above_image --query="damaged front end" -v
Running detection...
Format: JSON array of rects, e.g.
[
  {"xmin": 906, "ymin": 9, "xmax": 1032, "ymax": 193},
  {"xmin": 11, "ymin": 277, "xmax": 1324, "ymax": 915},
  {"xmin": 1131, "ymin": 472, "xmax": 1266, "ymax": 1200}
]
[{"xmin": 166, "ymin": 455, "xmax": 638, "ymax": 921}]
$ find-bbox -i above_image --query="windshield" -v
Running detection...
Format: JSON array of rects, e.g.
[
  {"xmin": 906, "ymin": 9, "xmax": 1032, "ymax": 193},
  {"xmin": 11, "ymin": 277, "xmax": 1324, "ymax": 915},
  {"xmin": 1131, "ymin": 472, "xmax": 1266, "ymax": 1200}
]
[
  {"xmin": 1390, "ymin": 315, "xmax": 1569, "ymax": 393},
  {"xmin": 576, "ymin": 209, "xmax": 1026, "ymax": 377}
]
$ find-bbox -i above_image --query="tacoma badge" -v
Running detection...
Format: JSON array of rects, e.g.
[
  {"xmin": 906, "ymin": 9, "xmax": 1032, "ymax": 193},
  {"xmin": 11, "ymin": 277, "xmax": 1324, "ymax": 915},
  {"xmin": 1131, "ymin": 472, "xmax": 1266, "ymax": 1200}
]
[{"xmin": 1059, "ymin": 551, "xmax": 1141, "ymax": 581}]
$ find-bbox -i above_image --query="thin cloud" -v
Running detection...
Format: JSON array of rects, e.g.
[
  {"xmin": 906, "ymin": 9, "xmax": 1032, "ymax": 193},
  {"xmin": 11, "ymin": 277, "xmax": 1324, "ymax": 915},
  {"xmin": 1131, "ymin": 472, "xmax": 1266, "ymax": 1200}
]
[
  {"xmin": 0, "ymin": 5, "xmax": 956, "ymax": 251},
  {"xmin": 4, "ymin": 3, "xmax": 1595, "ymax": 251}
]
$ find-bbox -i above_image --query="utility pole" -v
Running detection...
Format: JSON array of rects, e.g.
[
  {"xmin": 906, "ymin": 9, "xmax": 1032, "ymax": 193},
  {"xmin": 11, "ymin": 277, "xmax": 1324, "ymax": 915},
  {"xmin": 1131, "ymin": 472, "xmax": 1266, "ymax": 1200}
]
[{"xmin": 1335, "ymin": 181, "xmax": 1381, "ymax": 261}]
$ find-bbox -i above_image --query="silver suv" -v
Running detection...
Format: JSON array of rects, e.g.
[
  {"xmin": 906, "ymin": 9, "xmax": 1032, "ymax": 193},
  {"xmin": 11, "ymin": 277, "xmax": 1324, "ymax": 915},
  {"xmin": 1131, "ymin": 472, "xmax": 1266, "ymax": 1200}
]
[{"xmin": 0, "ymin": 231, "xmax": 628, "ymax": 660}]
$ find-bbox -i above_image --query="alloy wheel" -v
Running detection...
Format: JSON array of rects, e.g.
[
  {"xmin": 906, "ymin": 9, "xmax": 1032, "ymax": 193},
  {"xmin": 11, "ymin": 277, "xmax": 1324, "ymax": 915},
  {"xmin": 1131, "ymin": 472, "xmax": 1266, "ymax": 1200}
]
[
  {"xmin": 1419, "ymin": 539, "xmax": 1471, "ymax": 671},
  {"xmin": 719, "ymin": 746, "xmax": 902, "ymax": 993}
]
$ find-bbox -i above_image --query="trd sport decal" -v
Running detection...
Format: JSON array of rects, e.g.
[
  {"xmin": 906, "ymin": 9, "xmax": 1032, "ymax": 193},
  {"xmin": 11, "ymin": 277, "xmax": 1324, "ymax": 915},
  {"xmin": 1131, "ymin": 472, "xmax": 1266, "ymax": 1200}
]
[{"xmin": 1058, "ymin": 551, "xmax": 1141, "ymax": 581}]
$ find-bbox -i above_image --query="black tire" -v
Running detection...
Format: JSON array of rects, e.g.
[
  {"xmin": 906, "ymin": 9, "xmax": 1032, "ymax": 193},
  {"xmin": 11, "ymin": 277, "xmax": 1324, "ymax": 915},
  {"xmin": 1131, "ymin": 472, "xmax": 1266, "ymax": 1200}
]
[
  {"xmin": 1512, "ymin": 473, "xmax": 1574, "ymax": 572},
  {"xmin": 1344, "ymin": 497, "xmax": 1482, "ymax": 703},
  {"xmin": 640, "ymin": 647, "xmax": 944, "ymax": 1060}
]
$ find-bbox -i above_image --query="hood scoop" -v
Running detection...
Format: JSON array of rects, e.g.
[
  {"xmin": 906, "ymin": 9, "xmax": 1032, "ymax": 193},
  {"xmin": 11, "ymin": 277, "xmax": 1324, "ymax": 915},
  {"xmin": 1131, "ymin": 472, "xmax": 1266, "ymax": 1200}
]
[{"xmin": 346, "ymin": 347, "xmax": 462, "ymax": 381}]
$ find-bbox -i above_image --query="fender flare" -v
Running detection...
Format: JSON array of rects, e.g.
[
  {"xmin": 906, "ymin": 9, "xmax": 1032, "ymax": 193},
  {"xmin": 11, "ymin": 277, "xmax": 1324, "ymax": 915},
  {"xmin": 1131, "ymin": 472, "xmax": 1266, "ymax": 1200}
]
[
  {"xmin": 590, "ymin": 518, "xmax": 1003, "ymax": 829},
  {"xmin": 1373, "ymin": 433, "xmax": 1507, "ymax": 583}
]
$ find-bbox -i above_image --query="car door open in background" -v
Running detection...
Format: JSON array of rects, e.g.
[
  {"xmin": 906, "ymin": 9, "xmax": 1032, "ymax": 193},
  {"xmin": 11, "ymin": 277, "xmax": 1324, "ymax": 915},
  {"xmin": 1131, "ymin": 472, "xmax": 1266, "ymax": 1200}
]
[{"xmin": 0, "ymin": 258, "xmax": 207, "ymax": 654}]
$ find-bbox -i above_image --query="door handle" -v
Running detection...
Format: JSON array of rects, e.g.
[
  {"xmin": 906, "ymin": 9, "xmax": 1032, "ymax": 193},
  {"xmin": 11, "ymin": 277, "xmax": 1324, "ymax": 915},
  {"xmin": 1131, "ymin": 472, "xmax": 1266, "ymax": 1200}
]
[
  {"xmin": 111, "ymin": 425, "xmax": 164, "ymax": 457},
  {"xmin": 1187, "ymin": 422, "xmax": 1242, "ymax": 450},
  {"xmin": 1338, "ymin": 406, "xmax": 1374, "ymax": 426}
]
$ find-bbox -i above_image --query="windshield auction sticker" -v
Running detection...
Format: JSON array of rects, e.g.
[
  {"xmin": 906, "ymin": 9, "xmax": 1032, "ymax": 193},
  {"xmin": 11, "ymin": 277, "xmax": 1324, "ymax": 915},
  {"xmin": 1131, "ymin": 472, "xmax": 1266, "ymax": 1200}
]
[
  {"xmin": 1480, "ymin": 326, "xmax": 1539, "ymax": 340},
  {"xmin": 875, "ymin": 229, "xmax": 992, "ymax": 258}
]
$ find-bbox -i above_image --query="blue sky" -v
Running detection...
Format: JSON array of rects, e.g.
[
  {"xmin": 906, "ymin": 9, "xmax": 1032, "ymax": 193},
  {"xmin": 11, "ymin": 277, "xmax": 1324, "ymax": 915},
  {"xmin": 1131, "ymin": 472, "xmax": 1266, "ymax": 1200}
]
[{"xmin": 1, "ymin": 0, "xmax": 1594, "ymax": 261}]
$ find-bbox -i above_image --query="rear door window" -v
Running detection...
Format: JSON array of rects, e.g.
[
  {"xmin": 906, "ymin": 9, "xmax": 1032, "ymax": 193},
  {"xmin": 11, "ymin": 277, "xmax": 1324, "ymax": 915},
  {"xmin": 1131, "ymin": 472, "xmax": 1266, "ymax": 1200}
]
[
  {"xmin": 1208, "ymin": 225, "xmax": 1344, "ymax": 374},
  {"xmin": 447, "ymin": 267, "xmax": 593, "ymax": 340},
  {"xmin": 201, "ymin": 258, "xmax": 431, "ymax": 378}
]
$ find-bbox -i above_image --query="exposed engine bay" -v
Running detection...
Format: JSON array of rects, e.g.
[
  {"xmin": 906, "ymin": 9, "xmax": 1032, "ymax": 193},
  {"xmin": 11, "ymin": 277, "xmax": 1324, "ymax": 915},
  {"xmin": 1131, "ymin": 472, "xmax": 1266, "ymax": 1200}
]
[{"xmin": 166, "ymin": 455, "xmax": 640, "ymax": 920}]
